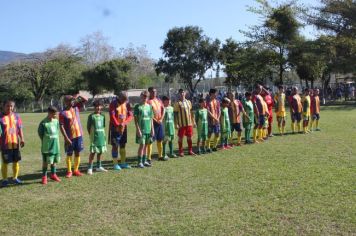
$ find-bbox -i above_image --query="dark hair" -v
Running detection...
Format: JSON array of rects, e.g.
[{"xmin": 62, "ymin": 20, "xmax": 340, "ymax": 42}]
[
  {"xmin": 278, "ymin": 85, "xmax": 284, "ymax": 89},
  {"xmin": 198, "ymin": 98, "xmax": 205, "ymax": 103},
  {"xmin": 4, "ymin": 100, "xmax": 15, "ymax": 107},
  {"xmin": 178, "ymin": 89, "xmax": 184, "ymax": 93},
  {"xmin": 162, "ymin": 96, "xmax": 170, "ymax": 101},
  {"xmin": 209, "ymin": 88, "xmax": 217, "ymax": 94},
  {"xmin": 93, "ymin": 99, "xmax": 103, "ymax": 107},
  {"xmin": 47, "ymin": 105, "xmax": 58, "ymax": 113},
  {"xmin": 304, "ymin": 88, "xmax": 310, "ymax": 92},
  {"xmin": 245, "ymin": 91, "xmax": 252, "ymax": 97},
  {"xmin": 148, "ymin": 87, "xmax": 155, "ymax": 92}
]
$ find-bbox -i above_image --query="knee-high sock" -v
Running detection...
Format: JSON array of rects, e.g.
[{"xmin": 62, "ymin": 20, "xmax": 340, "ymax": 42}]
[
  {"xmin": 157, "ymin": 141, "xmax": 163, "ymax": 158},
  {"xmin": 13, "ymin": 162, "xmax": 19, "ymax": 179},
  {"xmin": 316, "ymin": 120, "xmax": 319, "ymax": 129},
  {"xmin": 278, "ymin": 125, "xmax": 282, "ymax": 134},
  {"xmin": 50, "ymin": 165, "xmax": 56, "ymax": 175},
  {"xmin": 162, "ymin": 141, "xmax": 167, "ymax": 156},
  {"xmin": 178, "ymin": 140, "xmax": 183, "ymax": 153},
  {"xmin": 247, "ymin": 129, "xmax": 251, "ymax": 142},
  {"xmin": 147, "ymin": 144, "xmax": 153, "ymax": 160},
  {"xmin": 42, "ymin": 166, "xmax": 48, "ymax": 177},
  {"xmin": 253, "ymin": 129, "xmax": 258, "ymax": 142},
  {"xmin": 229, "ymin": 133, "xmax": 234, "ymax": 145},
  {"xmin": 187, "ymin": 139, "xmax": 193, "ymax": 152},
  {"xmin": 303, "ymin": 126, "xmax": 307, "ymax": 133},
  {"xmin": 1, "ymin": 163, "xmax": 8, "ymax": 179},
  {"xmin": 66, "ymin": 156, "xmax": 72, "ymax": 172},
  {"xmin": 258, "ymin": 128, "xmax": 264, "ymax": 140},
  {"xmin": 268, "ymin": 125, "xmax": 272, "ymax": 136},
  {"xmin": 282, "ymin": 125, "xmax": 285, "ymax": 134},
  {"xmin": 213, "ymin": 135, "xmax": 219, "ymax": 148},
  {"xmin": 119, "ymin": 148, "xmax": 126, "ymax": 164},
  {"xmin": 169, "ymin": 141, "xmax": 173, "ymax": 155},
  {"xmin": 245, "ymin": 129, "xmax": 249, "ymax": 142},
  {"xmin": 291, "ymin": 123, "xmax": 295, "ymax": 133},
  {"xmin": 309, "ymin": 120, "xmax": 314, "ymax": 130},
  {"xmin": 237, "ymin": 133, "xmax": 242, "ymax": 144},
  {"xmin": 74, "ymin": 156, "xmax": 80, "ymax": 172},
  {"xmin": 297, "ymin": 122, "xmax": 302, "ymax": 132},
  {"xmin": 207, "ymin": 137, "xmax": 211, "ymax": 149}
]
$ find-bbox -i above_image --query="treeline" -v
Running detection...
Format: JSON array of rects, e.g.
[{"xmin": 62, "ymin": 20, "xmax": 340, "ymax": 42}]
[{"xmin": 0, "ymin": 0, "xmax": 355, "ymax": 105}]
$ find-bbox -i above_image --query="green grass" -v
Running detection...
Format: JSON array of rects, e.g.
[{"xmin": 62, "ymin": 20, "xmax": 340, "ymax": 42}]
[{"xmin": 0, "ymin": 106, "xmax": 355, "ymax": 235}]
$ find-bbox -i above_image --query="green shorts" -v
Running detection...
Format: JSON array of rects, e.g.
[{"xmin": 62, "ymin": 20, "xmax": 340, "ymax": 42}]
[
  {"xmin": 136, "ymin": 134, "xmax": 153, "ymax": 145},
  {"xmin": 263, "ymin": 116, "xmax": 269, "ymax": 128},
  {"xmin": 221, "ymin": 131, "xmax": 231, "ymax": 140},
  {"xmin": 197, "ymin": 134, "xmax": 208, "ymax": 141},
  {"xmin": 164, "ymin": 134, "xmax": 175, "ymax": 142},
  {"xmin": 90, "ymin": 145, "xmax": 107, "ymax": 154},
  {"xmin": 42, "ymin": 153, "xmax": 60, "ymax": 164}
]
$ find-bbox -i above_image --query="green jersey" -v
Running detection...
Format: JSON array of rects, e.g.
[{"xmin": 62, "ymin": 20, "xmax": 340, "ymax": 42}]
[
  {"xmin": 38, "ymin": 117, "xmax": 60, "ymax": 155},
  {"xmin": 243, "ymin": 100, "xmax": 254, "ymax": 124},
  {"xmin": 134, "ymin": 103, "xmax": 153, "ymax": 134},
  {"xmin": 195, "ymin": 108, "xmax": 208, "ymax": 136},
  {"xmin": 164, "ymin": 106, "xmax": 175, "ymax": 136},
  {"xmin": 87, "ymin": 113, "xmax": 106, "ymax": 147},
  {"xmin": 220, "ymin": 107, "xmax": 231, "ymax": 133}
]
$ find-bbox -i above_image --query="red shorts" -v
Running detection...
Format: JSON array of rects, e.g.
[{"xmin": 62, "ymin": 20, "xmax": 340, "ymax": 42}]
[{"xmin": 178, "ymin": 126, "xmax": 193, "ymax": 138}]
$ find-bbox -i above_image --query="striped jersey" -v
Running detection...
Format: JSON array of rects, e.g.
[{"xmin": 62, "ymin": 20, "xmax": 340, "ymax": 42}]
[
  {"xmin": 291, "ymin": 94, "xmax": 302, "ymax": 113},
  {"xmin": 206, "ymin": 98, "xmax": 220, "ymax": 125},
  {"xmin": 0, "ymin": 113, "xmax": 23, "ymax": 150},
  {"xmin": 59, "ymin": 107, "xmax": 83, "ymax": 139},
  {"xmin": 302, "ymin": 95, "xmax": 311, "ymax": 116},
  {"xmin": 263, "ymin": 94, "xmax": 274, "ymax": 114},
  {"xmin": 252, "ymin": 94, "xmax": 266, "ymax": 115},
  {"xmin": 174, "ymin": 99, "xmax": 193, "ymax": 128},
  {"xmin": 274, "ymin": 92, "xmax": 286, "ymax": 113},
  {"xmin": 228, "ymin": 99, "xmax": 243, "ymax": 124},
  {"xmin": 109, "ymin": 100, "xmax": 133, "ymax": 130},
  {"xmin": 148, "ymin": 98, "xmax": 164, "ymax": 121},
  {"xmin": 311, "ymin": 95, "xmax": 320, "ymax": 114}
]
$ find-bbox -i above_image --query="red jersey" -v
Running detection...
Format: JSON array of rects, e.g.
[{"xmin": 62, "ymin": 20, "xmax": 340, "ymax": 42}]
[
  {"xmin": 109, "ymin": 99, "xmax": 133, "ymax": 129},
  {"xmin": 148, "ymin": 98, "xmax": 164, "ymax": 122},
  {"xmin": 0, "ymin": 113, "xmax": 23, "ymax": 150},
  {"xmin": 263, "ymin": 94, "xmax": 274, "ymax": 114}
]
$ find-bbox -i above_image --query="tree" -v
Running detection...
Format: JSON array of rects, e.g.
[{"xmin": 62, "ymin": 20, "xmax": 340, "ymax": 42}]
[
  {"xmin": 82, "ymin": 59, "xmax": 131, "ymax": 97},
  {"xmin": 242, "ymin": 1, "xmax": 302, "ymax": 84},
  {"xmin": 156, "ymin": 26, "xmax": 220, "ymax": 93}
]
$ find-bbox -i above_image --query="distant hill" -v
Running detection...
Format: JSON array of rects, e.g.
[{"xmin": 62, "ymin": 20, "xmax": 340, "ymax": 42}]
[{"xmin": 0, "ymin": 51, "xmax": 30, "ymax": 66}]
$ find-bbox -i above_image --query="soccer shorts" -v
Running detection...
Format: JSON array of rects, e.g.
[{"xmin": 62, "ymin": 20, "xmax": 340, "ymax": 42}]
[
  {"xmin": 291, "ymin": 112, "xmax": 302, "ymax": 123},
  {"xmin": 89, "ymin": 145, "xmax": 107, "ymax": 154},
  {"xmin": 42, "ymin": 153, "xmax": 60, "ymax": 164},
  {"xmin": 312, "ymin": 113, "xmax": 320, "ymax": 120},
  {"xmin": 208, "ymin": 124, "xmax": 220, "ymax": 135},
  {"xmin": 303, "ymin": 114, "xmax": 310, "ymax": 121},
  {"xmin": 111, "ymin": 127, "xmax": 128, "ymax": 146},
  {"xmin": 164, "ymin": 135, "xmax": 175, "ymax": 142},
  {"xmin": 153, "ymin": 122, "xmax": 164, "ymax": 142},
  {"xmin": 178, "ymin": 126, "xmax": 193, "ymax": 138},
  {"xmin": 276, "ymin": 111, "xmax": 286, "ymax": 117},
  {"xmin": 231, "ymin": 123, "xmax": 242, "ymax": 132},
  {"xmin": 65, "ymin": 136, "xmax": 84, "ymax": 155},
  {"xmin": 277, "ymin": 116, "xmax": 286, "ymax": 123},
  {"xmin": 1, "ymin": 149, "xmax": 21, "ymax": 164},
  {"xmin": 258, "ymin": 114, "xmax": 265, "ymax": 127},
  {"xmin": 136, "ymin": 134, "xmax": 153, "ymax": 145}
]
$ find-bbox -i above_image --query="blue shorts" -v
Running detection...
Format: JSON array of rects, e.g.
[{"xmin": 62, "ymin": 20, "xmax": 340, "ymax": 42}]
[
  {"xmin": 312, "ymin": 114, "xmax": 320, "ymax": 120},
  {"xmin": 208, "ymin": 124, "xmax": 220, "ymax": 135},
  {"xmin": 258, "ymin": 114, "xmax": 265, "ymax": 126},
  {"xmin": 153, "ymin": 122, "xmax": 164, "ymax": 142},
  {"xmin": 111, "ymin": 127, "xmax": 127, "ymax": 146},
  {"xmin": 291, "ymin": 113, "xmax": 302, "ymax": 122},
  {"xmin": 1, "ymin": 149, "xmax": 21, "ymax": 164},
  {"xmin": 231, "ymin": 123, "xmax": 242, "ymax": 132},
  {"xmin": 65, "ymin": 136, "xmax": 84, "ymax": 155}
]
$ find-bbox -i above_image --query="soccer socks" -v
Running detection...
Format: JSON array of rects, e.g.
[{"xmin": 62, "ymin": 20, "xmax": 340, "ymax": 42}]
[
  {"xmin": 237, "ymin": 134, "xmax": 242, "ymax": 144},
  {"xmin": 74, "ymin": 156, "xmax": 80, "ymax": 172},
  {"xmin": 12, "ymin": 162, "xmax": 19, "ymax": 179},
  {"xmin": 162, "ymin": 142, "xmax": 167, "ymax": 156},
  {"xmin": 297, "ymin": 122, "xmax": 302, "ymax": 132},
  {"xmin": 42, "ymin": 167, "xmax": 48, "ymax": 177},
  {"xmin": 1, "ymin": 163, "xmax": 8, "ymax": 179},
  {"xmin": 291, "ymin": 123, "xmax": 296, "ymax": 133},
  {"xmin": 147, "ymin": 144, "xmax": 153, "ymax": 161},
  {"xmin": 213, "ymin": 136, "xmax": 219, "ymax": 148},
  {"xmin": 119, "ymin": 148, "xmax": 126, "ymax": 164},
  {"xmin": 258, "ymin": 129, "xmax": 264, "ymax": 140},
  {"xmin": 178, "ymin": 140, "xmax": 183, "ymax": 154},
  {"xmin": 253, "ymin": 129, "xmax": 258, "ymax": 142},
  {"xmin": 278, "ymin": 126, "xmax": 282, "ymax": 134},
  {"xmin": 157, "ymin": 141, "xmax": 163, "ymax": 158},
  {"xmin": 96, "ymin": 160, "xmax": 102, "ymax": 168},
  {"xmin": 66, "ymin": 156, "xmax": 72, "ymax": 173},
  {"xmin": 282, "ymin": 126, "xmax": 285, "ymax": 134},
  {"xmin": 207, "ymin": 137, "xmax": 211, "ymax": 149},
  {"xmin": 50, "ymin": 165, "xmax": 56, "ymax": 175},
  {"xmin": 168, "ymin": 141, "xmax": 173, "ymax": 156},
  {"xmin": 137, "ymin": 156, "xmax": 143, "ymax": 164},
  {"xmin": 316, "ymin": 120, "xmax": 319, "ymax": 129},
  {"xmin": 187, "ymin": 139, "xmax": 193, "ymax": 152}
]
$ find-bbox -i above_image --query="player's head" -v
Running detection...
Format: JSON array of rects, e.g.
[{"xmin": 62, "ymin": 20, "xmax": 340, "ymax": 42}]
[
  {"xmin": 140, "ymin": 91, "xmax": 149, "ymax": 103},
  {"xmin": 209, "ymin": 88, "xmax": 217, "ymax": 99},
  {"xmin": 198, "ymin": 98, "xmax": 206, "ymax": 108},
  {"xmin": 292, "ymin": 86, "xmax": 298, "ymax": 95},
  {"xmin": 4, "ymin": 100, "xmax": 15, "ymax": 114},
  {"xmin": 254, "ymin": 84, "xmax": 262, "ymax": 94},
  {"xmin": 304, "ymin": 88, "xmax": 310, "ymax": 95},
  {"xmin": 148, "ymin": 87, "xmax": 157, "ymax": 99},
  {"xmin": 117, "ymin": 92, "xmax": 128, "ymax": 104},
  {"xmin": 314, "ymin": 88, "xmax": 319, "ymax": 96},
  {"xmin": 227, "ymin": 91, "xmax": 234, "ymax": 100},
  {"xmin": 93, "ymin": 100, "xmax": 103, "ymax": 113},
  {"xmin": 178, "ymin": 89, "xmax": 186, "ymax": 100},
  {"xmin": 162, "ymin": 95, "xmax": 170, "ymax": 106},
  {"xmin": 47, "ymin": 105, "xmax": 58, "ymax": 119},
  {"xmin": 278, "ymin": 85, "xmax": 284, "ymax": 93},
  {"xmin": 63, "ymin": 95, "xmax": 74, "ymax": 108},
  {"xmin": 222, "ymin": 97, "xmax": 231, "ymax": 107},
  {"xmin": 245, "ymin": 91, "xmax": 252, "ymax": 100}
]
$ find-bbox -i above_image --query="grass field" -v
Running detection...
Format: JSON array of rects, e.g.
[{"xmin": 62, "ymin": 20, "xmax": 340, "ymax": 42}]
[{"xmin": 0, "ymin": 105, "xmax": 355, "ymax": 235}]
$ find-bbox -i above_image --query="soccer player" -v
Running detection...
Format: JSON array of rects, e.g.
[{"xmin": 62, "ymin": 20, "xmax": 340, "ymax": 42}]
[
  {"xmin": 242, "ymin": 92, "xmax": 254, "ymax": 144},
  {"xmin": 195, "ymin": 98, "xmax": 209, "ymax": 155},
  {"xmin": 302, "ymin": 88, "xmax": 311, "ymax": 134},
  {"xmin": 87, "ymin": 100, "xmax": 108, "ymax": 175},
  {"xmin": 174, "ymin": 89, "xmax": 196, "ymax": 157},
  {"xmin": 220, "ymin": 97, "xmax": 232, "ymax": 150},
  {"xmin": 274, "ymin": 85, "xmax": 286, "ymax": 135},
  {"xmin": 162, "ymin": 96, "xmax": 176, "ymax": 160},
  {"xmin": 147, "ymin": 87, "xmax": 165, "ymax": 163},
  {"xmin": 206, "ymin": 89, "xmax": 220, "ymax": 152},
  {"xmin": 310, "ymin": 88, "xmax": 321, "ymax": 131},
  {"xmin": 290, "ymin": 87, "xmax": 303, "ymax": 133},
  {"xmin": 38, "ymin": 106, "xmax": 61, "ymax": 185},
  {"xmin": 109, "ymin": 92, "xmax": 133, "ymax": 170},
  {"xmin": 59, "ymin": 95, "xmax": 85, "ymax": 178},
  {"xmin": 252, "ymin": 85, "xmax": 267, "ymax": 142},
  {"xmin": 262, "ymin": 87, "xmax": 274, "ymax": 137},
  {"xmin": 134, "ymin": 91, "xmax": 155, "ymax": 168},
  {"xmin": 227, "ymin": 92, "xmax": 248, "ymax": 146},
  {"xmin": 0, "ymin": 100, "xmax": 25, "ymax": 187},
  {"xmin": 262, "ymin": 99, "xmax": 270, "ymax": 139}
]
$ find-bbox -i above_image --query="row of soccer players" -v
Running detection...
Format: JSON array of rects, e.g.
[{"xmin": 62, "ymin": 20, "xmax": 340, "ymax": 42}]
[{"xmin": 0, "ymin": 85, "xmax": 320, "ymax": 186}]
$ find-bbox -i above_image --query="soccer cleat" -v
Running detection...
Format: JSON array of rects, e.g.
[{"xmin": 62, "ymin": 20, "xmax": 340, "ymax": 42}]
[
  {"xmin": 96, "ymin": 167, "xmax": 108, "ymax": 172},
  {"xmin": 212, "ymin": 148, "xmax": 218, "ymax": 152},
  {"xmin": 226, "ymin": 145, "xmax": 233, "ymax": 149},
  {"xmin": 66, "ymin": 171, "xmax": 73, "ymax": 178},
  {"xmin": 178, "ymin": 152, "xmax": 184, "ymax": 157},
  {"xmin": 137, "ymin": 163, "xmax": 145, "ymax": 168},
  {"xmin": 197, "ymin": 150, "xmax": 202, "ymax": 155},
  {"xmin": 316, "ymin": 128, "xmax": 321, "ymax": 131},
  {"xmin": 144, "ymin": 161, "xmax": 152, "ymax": 167},
  {"xmin": 87, "ymin": 168, "xmax": 93, "ymax": 175},
  {"xmin": 42, "ymin": 176, "xmax": 48, "ymax": 185},
  {"xmin": 188, "ymin": 151, "xmax": 196, "ymax": 156},
  {"xmin": 206, "ymin": 148, "xmax": 212, "ymax": 153},
  {"xmin": 13, "ymin": 178, "xmax": 23, "ymax": 185},
  {"xmin": 1, "ymin": 180, "xmax": 9, "ymax": 187},
  {"xmin": 113, "ymin": 164, "xmax": 121, "ymax": 171},
  {"xmin": 222, "ymin": 146, "xmax": 227, "ymax": 150},
  {"xmin": 119, "ymin": 163, "xmax": 131, "ymax": 169},
  {"xmin": 170, "ymin": 153, "xmax": 178, "ymax": 158},
  {"xmin": 73, "ymin": 170, "xmax": 83, "ymax": 177},
  {"xmin": 162, "ymin": 155, "xmax": 169, "ymax": 161},
  {"xmin": 147, "ymin": 160, "xmax": 152, "ymax": 165},
  {"xmin": 50, "ymin": 174, "xmax": 61, "ymax": 182},
  {"xmin": 202, "ymin": 149, "xmax": 206, "ymax": 154}
]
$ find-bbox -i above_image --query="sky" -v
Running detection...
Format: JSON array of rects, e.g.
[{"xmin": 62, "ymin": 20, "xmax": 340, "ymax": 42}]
[{"xmin": 0, "ymin": 0, "xmax": 320, "ymax": 59}]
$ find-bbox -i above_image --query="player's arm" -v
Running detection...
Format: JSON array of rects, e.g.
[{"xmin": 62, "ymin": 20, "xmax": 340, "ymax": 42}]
[
  {"xmin": 134, "ymin": 106, "xmax": 142, "ymax": 137},
  {"xmin": 37, "ymin": 122, "xmax": 44, "ymax": 140},
  {"xmin": 109, "ymin": 102, "xmax": 120, "ymax": 127},
  {"xmin": 87, "ymin": 115, "xmax": 92, "ymax": 134},
  {"xmin": 173, "ymin": 103, "xmax": 179, "ymax": 129},
  {"xmin": 17, "ymin": 116, "xmax": 25, "ymax": 147},
  {"xmin": 190, "ymin": 102, "xmax": 196, "ymax": 127}
]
